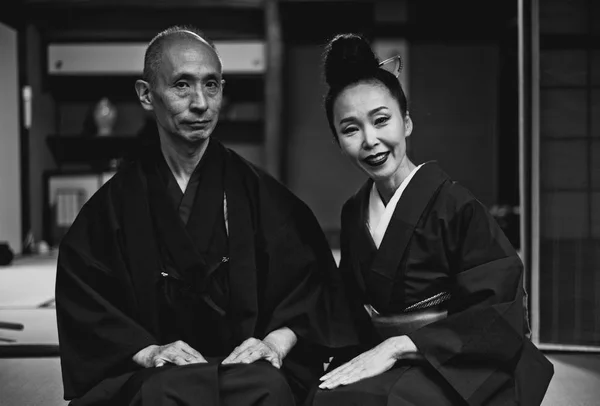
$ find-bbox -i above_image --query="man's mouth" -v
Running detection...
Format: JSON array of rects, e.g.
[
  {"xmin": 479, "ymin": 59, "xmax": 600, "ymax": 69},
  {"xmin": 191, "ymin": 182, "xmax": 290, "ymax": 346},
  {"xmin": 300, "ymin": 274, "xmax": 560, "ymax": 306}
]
[
  {"xmin": 187, "ymin": 120, "xmax": 211, "ymax": 129},
  {"xmin": 363, "ymin": 152, "xmax": 390, "ymax": 167}
]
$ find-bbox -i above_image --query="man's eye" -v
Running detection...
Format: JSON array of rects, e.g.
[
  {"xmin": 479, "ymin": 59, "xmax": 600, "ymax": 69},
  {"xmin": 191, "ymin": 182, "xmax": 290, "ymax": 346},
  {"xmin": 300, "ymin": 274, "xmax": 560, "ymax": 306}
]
[
  {"xmin": 175, "ymin": 82, "xmax": 189, "ymax": 89},
  {"xmin": 205, "ymin": 81, "xmax": 221, "ymax": 92}
]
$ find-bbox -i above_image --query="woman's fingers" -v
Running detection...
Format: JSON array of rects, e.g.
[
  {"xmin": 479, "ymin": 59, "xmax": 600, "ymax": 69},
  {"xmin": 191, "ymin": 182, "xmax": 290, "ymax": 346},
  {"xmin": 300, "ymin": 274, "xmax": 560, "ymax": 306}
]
[
  {"xmin": 319, "ymin": 364, "xmax": 361, "ymax": 389},
  {"xmin": 320, "ymin": 357, "xmax": 360, "ymax": 381}
]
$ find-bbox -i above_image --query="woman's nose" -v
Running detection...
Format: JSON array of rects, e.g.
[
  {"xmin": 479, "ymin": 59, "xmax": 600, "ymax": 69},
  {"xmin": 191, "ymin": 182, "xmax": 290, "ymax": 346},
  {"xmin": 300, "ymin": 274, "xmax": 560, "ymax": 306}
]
[{"xmin": 362, "ymin": 128, "xmax": 379, "ymax": 149}]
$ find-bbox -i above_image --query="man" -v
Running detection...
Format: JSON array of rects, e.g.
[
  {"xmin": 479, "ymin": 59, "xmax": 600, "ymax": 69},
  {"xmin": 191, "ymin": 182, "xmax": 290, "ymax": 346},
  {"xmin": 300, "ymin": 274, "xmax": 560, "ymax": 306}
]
[{"xmin": 55, "ymin": 25, "xmax": 355, "ymax": 406}]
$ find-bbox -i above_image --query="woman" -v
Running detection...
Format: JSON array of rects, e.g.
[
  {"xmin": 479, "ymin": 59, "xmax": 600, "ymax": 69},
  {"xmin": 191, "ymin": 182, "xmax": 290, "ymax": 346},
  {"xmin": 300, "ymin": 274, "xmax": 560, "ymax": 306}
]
[{"xmin": 311, "ymin": 33, "xmax": 554, "ymax": 405}]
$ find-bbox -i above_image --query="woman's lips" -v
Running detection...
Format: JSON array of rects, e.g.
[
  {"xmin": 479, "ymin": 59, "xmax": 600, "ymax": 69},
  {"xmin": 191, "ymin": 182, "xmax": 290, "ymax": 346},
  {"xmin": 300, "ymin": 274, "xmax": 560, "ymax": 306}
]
[{"xmin": 363, "ymin": 152, "xmax": 389, "ymax": 167}]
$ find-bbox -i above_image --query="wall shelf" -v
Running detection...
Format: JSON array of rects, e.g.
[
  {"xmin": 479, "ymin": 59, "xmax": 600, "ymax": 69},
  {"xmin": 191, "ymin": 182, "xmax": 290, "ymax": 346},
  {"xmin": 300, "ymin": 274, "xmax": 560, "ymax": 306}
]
[{"xmin": 46, "ymin": 120, "xmax": 264, "ymax": 167}]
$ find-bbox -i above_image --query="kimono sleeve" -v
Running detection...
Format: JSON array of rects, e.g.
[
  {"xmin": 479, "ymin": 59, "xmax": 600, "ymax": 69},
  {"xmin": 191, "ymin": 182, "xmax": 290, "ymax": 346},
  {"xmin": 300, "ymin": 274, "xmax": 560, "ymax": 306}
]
[
  {"xmin": 55, "ymin": 191, "xmax": 157, "ymax": 400},
  {"xmin": 407, "ymin": 195, "xmax": 527, "ymax": 405},
  {"xmin": 259, "ymin": 197, "xmax": 358, "ymax": 355}
]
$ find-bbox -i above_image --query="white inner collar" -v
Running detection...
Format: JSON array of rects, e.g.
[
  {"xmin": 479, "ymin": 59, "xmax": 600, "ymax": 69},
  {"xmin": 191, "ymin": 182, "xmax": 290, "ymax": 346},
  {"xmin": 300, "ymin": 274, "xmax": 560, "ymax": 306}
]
[{"xmin": 367, "ymin": 163, "xmax": 424, "ymax": 249}]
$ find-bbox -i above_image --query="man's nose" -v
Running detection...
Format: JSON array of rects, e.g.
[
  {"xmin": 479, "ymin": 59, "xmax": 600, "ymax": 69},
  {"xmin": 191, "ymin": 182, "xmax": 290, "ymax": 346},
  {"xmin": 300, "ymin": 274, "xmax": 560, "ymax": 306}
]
[{"xmin": 190, "ymin": 88, "xmax": 208, "ymax": 112}]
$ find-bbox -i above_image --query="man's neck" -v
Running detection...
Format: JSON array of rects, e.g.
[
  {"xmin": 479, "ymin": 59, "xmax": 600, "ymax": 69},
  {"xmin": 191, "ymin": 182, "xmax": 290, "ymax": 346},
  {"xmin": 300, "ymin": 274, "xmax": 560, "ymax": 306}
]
[{"xmin": 160, "ymin": 136, "xmax": 210, "ymax": 193}]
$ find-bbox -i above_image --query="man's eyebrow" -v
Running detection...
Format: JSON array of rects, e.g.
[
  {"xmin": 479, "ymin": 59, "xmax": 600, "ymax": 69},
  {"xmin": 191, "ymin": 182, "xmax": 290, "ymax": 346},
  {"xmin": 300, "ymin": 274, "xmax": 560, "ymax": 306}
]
[{"xmin": 171, "ymin": 72, "xmax": 221, "ymax": 82}]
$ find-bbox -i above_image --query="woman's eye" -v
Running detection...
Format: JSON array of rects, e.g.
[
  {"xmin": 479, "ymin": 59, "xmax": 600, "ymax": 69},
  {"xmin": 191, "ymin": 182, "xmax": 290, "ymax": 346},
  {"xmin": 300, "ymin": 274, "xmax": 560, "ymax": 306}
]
[
  {"xmin": 342, "ymin": 127, "xmax": 357, "ymax": 135},
  {"xmin": 374, "ymin": 116, "xmax": 389, "ymax": 125}
]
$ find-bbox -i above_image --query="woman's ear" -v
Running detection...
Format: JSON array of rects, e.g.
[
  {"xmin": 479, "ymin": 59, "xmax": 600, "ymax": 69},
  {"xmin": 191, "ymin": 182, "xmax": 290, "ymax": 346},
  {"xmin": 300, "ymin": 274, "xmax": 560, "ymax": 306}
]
[
  {"xmin": 135, "ymin": 80, "xmax": 154, "ymax": 112},
  {"xmin": 404, "ymin": 115, "xmax": 413, "ymax": 137}
]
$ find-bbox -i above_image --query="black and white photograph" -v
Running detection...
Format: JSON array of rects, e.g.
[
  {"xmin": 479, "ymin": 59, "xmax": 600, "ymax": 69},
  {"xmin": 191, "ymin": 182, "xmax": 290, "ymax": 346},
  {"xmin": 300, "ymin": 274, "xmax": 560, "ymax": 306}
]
[{"xmin": 0, "ymin": 0, "xmax": 598, "ymax": 405}]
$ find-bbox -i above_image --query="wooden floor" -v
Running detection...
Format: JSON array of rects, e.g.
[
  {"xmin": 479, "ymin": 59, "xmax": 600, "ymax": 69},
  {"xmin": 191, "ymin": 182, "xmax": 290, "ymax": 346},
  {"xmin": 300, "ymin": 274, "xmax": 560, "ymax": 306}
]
[{"xmin": 1, "ymin": 252, "xmax": 599, "ymax": 406}]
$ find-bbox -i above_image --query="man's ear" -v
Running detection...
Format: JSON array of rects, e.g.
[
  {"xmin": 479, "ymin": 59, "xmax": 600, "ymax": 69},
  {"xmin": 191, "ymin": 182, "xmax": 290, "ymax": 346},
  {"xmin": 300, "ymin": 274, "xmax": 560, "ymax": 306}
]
[
  {"xmin": 135, "ymin": 80, "xmax": 154, "ymax": 112},
  {"xmin": 404, "ymin": 115, "xmax": 413, "ymax": 137}
]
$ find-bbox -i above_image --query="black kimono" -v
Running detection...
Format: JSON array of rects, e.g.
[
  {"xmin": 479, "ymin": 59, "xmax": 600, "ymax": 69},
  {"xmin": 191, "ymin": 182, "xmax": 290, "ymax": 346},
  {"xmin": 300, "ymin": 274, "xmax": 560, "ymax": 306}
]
[
  {"xmin": 313, "ymin": 162, "xmax": 553, "ymax": 406},
  {"xmin": 55, "ymin": 139, "xmax": 355, "ymax": 406}
]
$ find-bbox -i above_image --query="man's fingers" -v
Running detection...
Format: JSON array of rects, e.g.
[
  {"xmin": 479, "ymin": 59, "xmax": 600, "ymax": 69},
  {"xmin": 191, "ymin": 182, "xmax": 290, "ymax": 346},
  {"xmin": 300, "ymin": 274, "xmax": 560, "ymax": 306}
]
[
  {"xmin": 225, "ymin": 342, "xmax": 277, "ymax": 366},
  {"xmin": 222, "ymin": 338, "xmax": 259, "ymax": 364},
  {"xmin": 180, "ymin": 345, "xmax": 207, "ymax": 363},
  {"xmin": 171, "ymin": 354, "xmax": 191, "ymax": 366},
  {"xmin": 237, "ymin": 349, "xmax": 264, "ymax": 364},
  {"xmin": 151, "ymin": 341, "xmax": 207, "ymax": 366},
  {"xmin": 224, "ymin": 348, "xmax": 255, "ymax": 364},
  {"xmin": 222, "ymin": 349, "xmax": 242, "ymax": 364}
]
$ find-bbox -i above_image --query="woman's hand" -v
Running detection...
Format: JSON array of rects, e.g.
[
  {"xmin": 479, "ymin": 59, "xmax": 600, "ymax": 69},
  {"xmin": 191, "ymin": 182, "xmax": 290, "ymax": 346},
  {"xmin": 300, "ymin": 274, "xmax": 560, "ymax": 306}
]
[
  {"xmin": 132, "ymin": 340, "xmax": 207, "ymax": 368},
  {"xmin": 318, "ymin": 335, "xmax": 418, "ymax": 390}
]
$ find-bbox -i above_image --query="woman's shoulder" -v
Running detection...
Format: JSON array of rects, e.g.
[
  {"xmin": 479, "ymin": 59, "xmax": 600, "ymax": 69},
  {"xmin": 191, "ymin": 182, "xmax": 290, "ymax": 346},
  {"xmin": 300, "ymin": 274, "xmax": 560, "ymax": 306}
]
[{"xmin": 416, "ymin": 162, "xmax": 489, "ymax": 218}]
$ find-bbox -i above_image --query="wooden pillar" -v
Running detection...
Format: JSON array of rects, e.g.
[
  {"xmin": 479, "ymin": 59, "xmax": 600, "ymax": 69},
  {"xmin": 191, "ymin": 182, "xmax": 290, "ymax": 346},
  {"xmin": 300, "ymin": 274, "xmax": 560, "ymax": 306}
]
[
  {"xmin": 264, "ymin": 0, "xmax": 283, "ymax": 181},
  {"xmin": 518, "ymin": 0, "xmax": 539, "ymax": 343}
]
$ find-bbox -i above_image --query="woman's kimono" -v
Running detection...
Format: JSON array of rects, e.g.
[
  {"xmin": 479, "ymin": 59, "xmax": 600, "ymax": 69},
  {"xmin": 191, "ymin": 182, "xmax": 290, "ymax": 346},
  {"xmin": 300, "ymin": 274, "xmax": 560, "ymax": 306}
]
[{"xmin": 313, "ymin": 162, "xmax": 553, "ymax": 406}]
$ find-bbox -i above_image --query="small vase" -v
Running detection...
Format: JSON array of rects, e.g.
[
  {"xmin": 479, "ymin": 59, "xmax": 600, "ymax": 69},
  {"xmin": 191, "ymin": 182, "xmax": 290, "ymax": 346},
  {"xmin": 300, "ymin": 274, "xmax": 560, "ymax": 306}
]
[{"xmin": 93, "ymin": 97, "xmax": 117, "ymax": 136}]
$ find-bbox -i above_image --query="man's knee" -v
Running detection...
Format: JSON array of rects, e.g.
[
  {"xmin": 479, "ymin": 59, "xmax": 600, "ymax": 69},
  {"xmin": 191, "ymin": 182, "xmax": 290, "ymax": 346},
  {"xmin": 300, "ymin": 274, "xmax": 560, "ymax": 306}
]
[
  {"xmin": 135, "ymin": 364, "xmax": 219, "ymax": 404},
  {"xmin": 221, "ymin": 361, "xmax": 295, "ymax": 405}
]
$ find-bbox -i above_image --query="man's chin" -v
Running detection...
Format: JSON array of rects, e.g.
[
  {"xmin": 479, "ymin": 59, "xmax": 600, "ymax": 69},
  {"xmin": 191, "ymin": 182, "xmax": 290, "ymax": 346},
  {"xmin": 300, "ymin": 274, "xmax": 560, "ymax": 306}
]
[{"xmin": 184, "ymin": 130, "xmax": 212, "ymax": 144}]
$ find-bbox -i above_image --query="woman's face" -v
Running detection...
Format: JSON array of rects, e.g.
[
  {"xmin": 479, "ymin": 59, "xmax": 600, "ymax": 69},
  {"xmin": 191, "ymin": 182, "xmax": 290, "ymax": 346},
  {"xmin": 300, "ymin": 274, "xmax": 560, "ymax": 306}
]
[{"xmin": 333, "ymin": 81, "xmax": 412, "ymax": 184}]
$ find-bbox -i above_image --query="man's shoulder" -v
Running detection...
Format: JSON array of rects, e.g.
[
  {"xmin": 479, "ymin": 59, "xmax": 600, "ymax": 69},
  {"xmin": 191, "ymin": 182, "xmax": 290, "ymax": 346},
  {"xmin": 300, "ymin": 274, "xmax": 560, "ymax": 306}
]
[
  {"xmin": 222, "ymin": 145, "xmax": 317, "ymax": 230},
  {"xmin": 340, "ymin": 180, "xmax": 371, "ymax": 218},
  {"xmin": 74, "ymin": 160, "xmax": 141, "ymax": 221},
  {"xmin": 224, "ymin": 145, "xmax": 300, "ymax": 203}
]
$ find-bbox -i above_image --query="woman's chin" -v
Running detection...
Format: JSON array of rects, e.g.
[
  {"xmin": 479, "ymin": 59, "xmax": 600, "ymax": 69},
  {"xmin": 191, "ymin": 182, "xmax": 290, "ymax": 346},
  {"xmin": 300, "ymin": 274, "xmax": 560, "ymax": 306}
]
[{"xmin": 361, "ymin": 163, "xmax": 392, "ymax": 181}]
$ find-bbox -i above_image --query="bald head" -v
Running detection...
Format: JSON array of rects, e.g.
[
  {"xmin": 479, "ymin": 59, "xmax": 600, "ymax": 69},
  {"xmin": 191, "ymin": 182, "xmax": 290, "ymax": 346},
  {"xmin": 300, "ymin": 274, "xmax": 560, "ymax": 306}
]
[{"xmin": 142, "ymin": 25, "xmax": 222, "ymax": 86}]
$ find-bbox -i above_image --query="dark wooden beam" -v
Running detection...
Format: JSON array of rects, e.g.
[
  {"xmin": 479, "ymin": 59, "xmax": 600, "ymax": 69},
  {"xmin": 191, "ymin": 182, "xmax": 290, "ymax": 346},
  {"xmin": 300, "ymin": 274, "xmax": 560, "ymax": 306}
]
[
  {"xmin": 26, "ymin": 6, "xmax": 265, "ymax": 42},
  {"xmin": 264, "ymin": 0, "xmax": 283, "ymax": 180},
  {"xmin": 21, "ymin": 0, "xmax": 263, "ymax": 8}
]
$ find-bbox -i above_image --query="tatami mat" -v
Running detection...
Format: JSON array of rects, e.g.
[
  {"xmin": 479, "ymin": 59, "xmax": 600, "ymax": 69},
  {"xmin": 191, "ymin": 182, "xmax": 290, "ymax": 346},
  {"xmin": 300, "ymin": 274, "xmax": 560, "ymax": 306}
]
[{"xmin": 1, "ymin": 252, "xmax": 600, "ymax": 406}]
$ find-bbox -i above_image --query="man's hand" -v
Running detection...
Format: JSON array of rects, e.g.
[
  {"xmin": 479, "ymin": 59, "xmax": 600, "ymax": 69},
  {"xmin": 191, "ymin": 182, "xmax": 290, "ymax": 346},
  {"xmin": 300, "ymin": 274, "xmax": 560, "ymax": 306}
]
[
  {"xmin": 318, "ymin": 335, "xmax": 419, "ymax": 390},
  {"xmin": 132, "ymin": 340, "xmax": 207, "ymax": 368},
  {"xmin": 221, "ymin": 327, "xmax": 297, "ymax": 369}
]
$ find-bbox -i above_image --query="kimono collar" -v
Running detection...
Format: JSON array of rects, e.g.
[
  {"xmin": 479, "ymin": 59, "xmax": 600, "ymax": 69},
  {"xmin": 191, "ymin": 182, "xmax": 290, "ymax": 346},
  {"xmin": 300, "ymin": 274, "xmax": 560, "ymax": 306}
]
[
  {"xmin": 120, "ymin": 139, "xmax": 258, "ymax": 340},
  {"xmin": 348, "ymin": 161, "xmax": 449, "ymax": 311},
  {"xmin": 368, "ymin": 163, "xmax": 425, "ymax": 249}
]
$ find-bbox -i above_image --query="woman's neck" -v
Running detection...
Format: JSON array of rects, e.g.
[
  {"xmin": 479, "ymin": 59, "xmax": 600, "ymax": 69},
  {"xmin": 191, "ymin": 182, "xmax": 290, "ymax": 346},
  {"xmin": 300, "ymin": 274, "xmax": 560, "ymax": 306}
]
[{"xmin": 375, "ymin": 159, "xmax": 416, "ymax": 206}]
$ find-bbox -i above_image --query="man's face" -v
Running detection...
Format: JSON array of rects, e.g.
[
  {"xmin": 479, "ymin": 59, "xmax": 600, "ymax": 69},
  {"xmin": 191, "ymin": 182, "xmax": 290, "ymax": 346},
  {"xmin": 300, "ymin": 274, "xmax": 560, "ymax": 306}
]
[{"xmin": 145, "ymin": 37, "xmax": 223, "ymax": 145}]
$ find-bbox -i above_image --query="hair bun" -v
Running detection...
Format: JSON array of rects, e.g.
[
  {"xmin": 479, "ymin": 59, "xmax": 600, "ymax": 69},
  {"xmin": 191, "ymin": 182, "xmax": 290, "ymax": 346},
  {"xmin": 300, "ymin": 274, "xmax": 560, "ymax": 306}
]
[{"xmin": 323, "ymin": 33, "xmax": 379, "ymax": 88}]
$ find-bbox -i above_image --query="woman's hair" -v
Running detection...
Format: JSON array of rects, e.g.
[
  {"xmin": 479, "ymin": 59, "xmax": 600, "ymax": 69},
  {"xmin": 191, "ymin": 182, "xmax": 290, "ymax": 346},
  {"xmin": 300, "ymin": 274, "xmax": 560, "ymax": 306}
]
[{"xmin": 322, "ymin": 33, "xmax": 408, "ymax": 141}]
